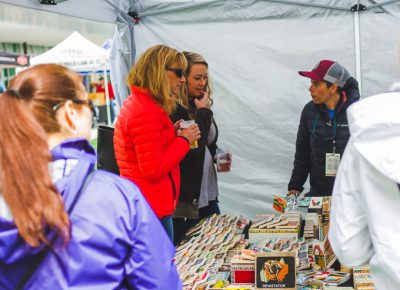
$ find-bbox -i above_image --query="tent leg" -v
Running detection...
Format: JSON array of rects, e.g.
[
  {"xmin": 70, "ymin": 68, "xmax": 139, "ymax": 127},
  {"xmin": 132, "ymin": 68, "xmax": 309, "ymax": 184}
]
[
  {"xmin": 103, "ymin": 67, "xmax": 112, "ymax": 126},
  {"xmin": 354, "ymin": 8, "xmax": 363, "ymax": 96}
]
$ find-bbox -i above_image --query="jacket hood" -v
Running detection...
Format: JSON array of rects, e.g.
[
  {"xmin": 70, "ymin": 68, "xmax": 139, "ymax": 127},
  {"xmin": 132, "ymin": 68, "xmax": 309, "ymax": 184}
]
[
  {"xmin": 347, "ymin": 92, "xmax": 400, "ymax": 183},
  {"xmin": 0, "ymin": 138, "xmax": 96, "ymax": 264}
]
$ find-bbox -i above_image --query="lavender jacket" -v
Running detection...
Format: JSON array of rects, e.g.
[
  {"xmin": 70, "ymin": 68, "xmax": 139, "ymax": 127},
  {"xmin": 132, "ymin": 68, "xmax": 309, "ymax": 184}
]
[{"xmin": 0, "ymin": 138, "xmax": 182, "ymax": 290}]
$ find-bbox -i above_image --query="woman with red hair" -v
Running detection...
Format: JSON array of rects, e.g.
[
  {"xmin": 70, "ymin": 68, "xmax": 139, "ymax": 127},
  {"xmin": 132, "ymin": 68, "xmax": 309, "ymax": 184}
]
[{"xmin": 0, "ymin": 64, "xmax": 181, "ymax": 289}]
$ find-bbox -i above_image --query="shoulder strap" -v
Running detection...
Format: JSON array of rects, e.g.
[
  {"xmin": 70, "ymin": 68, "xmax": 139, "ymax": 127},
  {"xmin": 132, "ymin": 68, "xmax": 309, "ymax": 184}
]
[{"xmin": 14, "ymin": 170, "xmax": 96, "ymax": 290}]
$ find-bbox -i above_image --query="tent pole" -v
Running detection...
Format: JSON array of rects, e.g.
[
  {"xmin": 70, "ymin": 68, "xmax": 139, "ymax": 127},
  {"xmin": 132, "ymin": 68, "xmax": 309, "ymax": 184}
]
[
  {"xmin": 103, "ymin": 65, "xmax": 112, "ymax": 126},
  {"xmin": 353, "ymin": 4, "xmax": 362, "ymax": 96}
]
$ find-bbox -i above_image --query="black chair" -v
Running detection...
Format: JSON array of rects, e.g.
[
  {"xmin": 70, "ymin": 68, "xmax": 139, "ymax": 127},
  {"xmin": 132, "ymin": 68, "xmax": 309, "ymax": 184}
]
[{"xmin": 97, "ymin": 125, "xmax": 120, "ymax": 175}]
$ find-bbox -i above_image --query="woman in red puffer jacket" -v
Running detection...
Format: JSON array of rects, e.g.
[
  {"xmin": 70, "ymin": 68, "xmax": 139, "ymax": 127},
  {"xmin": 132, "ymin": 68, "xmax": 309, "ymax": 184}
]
[{"xmin": 114, "ymin": 45, "xmax": 200, "ymax": 241}]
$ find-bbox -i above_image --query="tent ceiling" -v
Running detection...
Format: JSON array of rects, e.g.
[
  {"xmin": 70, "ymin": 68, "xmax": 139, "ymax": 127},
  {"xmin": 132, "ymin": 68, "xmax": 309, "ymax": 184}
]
[
  {"xmin": 0, "ymin": 0, "xmax": 117, "ymax": 23},
  {"xmin": 133, "ymin": 0, "xmax": 400, "ymax": 17},
  {"xmin": 0, "ymin": 3, "xmax": 115, "ymax": 46},
  {"xmin": 1, "ymin": 0, "xmax": 399, "ymax": 24}
]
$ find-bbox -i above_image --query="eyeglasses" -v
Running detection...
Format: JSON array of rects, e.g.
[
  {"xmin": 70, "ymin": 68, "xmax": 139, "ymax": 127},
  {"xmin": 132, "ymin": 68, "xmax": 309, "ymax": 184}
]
[
  {"xmin": 166, "ymin": 68, "xmax": 184, "ymax": 78},
  {"xmin": 53, "ymin": 99, "xmax": 94, "ymax": 113}
]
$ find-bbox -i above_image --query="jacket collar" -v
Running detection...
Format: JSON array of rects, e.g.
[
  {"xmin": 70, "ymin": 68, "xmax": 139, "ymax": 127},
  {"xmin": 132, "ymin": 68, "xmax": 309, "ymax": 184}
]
[
  {"xmin": 51, "ymin": 138, "xmax": 96, "ymax": 161},
  {"xmin": 130, "ymin": 86, "xmax": 151, "ymax": 96},
  {"xmin": 51, "ymin": 138, "xmax": 96, "ymax": 198}
]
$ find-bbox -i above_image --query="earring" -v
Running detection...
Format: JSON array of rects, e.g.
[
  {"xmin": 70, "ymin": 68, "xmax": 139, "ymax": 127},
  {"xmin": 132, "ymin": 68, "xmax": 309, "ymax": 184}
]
[{"xmin": 70, "ymin": 124, "xmax": 78, "ymax": 135}]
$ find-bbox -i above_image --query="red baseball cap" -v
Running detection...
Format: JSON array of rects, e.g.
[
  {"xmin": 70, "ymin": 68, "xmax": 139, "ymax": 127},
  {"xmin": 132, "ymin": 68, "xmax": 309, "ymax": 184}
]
[{"xmin": 299, "ymin": 60, "xmax": 350, "ymax": 88}]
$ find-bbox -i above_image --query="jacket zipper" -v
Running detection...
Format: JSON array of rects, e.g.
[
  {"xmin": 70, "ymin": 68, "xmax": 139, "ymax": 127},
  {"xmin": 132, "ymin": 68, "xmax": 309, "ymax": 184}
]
[{"xmin": 168, "ymin": 173, "xmax": 177, "ymax": 209}]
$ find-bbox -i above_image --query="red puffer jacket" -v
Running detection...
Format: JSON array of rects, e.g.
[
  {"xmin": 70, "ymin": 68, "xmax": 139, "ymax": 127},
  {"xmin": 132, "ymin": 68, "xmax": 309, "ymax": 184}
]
[{"xmin": 114, "ymin": 86, "xmax": 190, "ymax": 218}]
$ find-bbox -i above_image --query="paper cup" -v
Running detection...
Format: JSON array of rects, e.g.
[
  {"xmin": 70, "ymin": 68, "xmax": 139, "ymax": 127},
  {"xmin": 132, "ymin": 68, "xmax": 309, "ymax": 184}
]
[{"xmin": 180, "ymin": 120, "xmax": 198, "ymax": 149}]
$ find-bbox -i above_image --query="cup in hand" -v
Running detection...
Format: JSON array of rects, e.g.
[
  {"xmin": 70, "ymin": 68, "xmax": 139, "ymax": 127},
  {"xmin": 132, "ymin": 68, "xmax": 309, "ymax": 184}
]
[
  {"xmin": 180, "ymin": 120, "xmax": 198, "ymax": 149},
  {"xmin": 216, "ymin": 149, "xmax": 230, "ymax": 172}
]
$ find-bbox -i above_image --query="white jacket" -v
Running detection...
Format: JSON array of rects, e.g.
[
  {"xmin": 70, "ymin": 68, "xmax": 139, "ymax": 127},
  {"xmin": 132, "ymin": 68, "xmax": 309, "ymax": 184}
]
[{"xmin": 329, "ymin": 92, "xmax": 400, "ymax": 290}]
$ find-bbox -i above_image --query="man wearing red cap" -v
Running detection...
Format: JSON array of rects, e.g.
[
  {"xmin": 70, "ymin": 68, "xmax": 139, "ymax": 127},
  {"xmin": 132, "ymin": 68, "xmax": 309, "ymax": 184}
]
[{"xmin": 287, "ymin": 60, "xmax": 360, "ymax": 197}]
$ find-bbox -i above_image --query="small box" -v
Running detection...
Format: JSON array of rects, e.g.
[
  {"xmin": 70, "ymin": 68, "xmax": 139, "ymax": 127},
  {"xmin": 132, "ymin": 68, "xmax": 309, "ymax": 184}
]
[
  {"xmin": 230, "ymin": 260, "xmax": 255, "ymax": 284},
  {"xmin": 249, "ymin": 227, "xmax": 300, "ymax": 245}
]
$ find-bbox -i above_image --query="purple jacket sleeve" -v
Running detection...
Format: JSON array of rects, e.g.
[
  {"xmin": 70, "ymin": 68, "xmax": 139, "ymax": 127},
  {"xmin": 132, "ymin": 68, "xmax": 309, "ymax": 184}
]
[{"xmin": 122, "ymin": 181, "xmax": 182, "ymax": 290}]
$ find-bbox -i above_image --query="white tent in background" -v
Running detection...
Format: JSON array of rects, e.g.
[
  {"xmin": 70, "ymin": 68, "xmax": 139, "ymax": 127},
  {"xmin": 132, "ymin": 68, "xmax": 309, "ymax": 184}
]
[
  {"xmin": 31, "ymin": 31, "xmax": 112, "ymax": 125},
  {"xmin": 31, "ymin": 31, "xmax": 108, "ymax": 72}
]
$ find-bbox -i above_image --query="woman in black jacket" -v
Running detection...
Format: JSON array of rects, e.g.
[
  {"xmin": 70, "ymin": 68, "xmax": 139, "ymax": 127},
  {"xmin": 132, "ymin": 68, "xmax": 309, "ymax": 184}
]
[{"xmin": 170, "ymin": 51, "xmax": 231, "ymax": 245}]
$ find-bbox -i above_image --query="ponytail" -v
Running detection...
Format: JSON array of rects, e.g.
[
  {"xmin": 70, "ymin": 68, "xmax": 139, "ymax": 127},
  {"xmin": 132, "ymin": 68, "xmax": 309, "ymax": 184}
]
[{"xmin": 0, "ymin": 90, "xmax": 70, "ymax": 247}]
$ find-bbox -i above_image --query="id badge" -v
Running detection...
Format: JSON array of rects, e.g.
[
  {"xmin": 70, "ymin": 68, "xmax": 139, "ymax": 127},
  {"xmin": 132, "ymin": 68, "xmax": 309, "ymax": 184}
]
[{"xmin": 325, "ymin": 153, "xmax": 340, "ymax": 176}]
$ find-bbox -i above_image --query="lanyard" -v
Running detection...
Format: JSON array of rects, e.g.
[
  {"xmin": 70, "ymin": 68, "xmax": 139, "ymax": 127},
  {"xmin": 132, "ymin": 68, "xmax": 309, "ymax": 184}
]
[{"xmin": 311, "ymin": 113, "xmax": 337, "ymax": 141}]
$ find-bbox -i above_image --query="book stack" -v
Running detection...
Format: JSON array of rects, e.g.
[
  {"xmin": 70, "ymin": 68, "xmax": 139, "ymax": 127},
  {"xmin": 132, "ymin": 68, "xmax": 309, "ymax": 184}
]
[
  {"xmin": 324, "ymin": 287, "xmax": 354, "ymax": 290},
  {"xmin": 248, "ymin": 213, "xmax": 302, "ymax": 244},
  {"xmin": 174, "ymin": 214, "xmax": 251, "ymax": 290},
  {"xmin": 353, "ymin": 266, "xmax": 374, "ymax": 290},
  {"xmin": 298, "ymin": 196, "xmax": 311, "ymax": 207},
  {"xmin": 273, "ymin": 195, "xmax": 288, "ymax": 213},
  {"xmin": 308, "ymin": 237, "xmax": 336, "ymax": 270},
  {"xmin": 319, "ymin": 271, "xmax": 351, "ymax": 286},
  {"xmin": 242, "ymin": 235, "xmax": 311, "ymax": 274},
  {"xmin": 308, "ymin": 197, "xmax": 323, "ymax": 213},
  {"xmin": 321, "ymin": 197, "xmax": 331, "ymax": 240},
  {"xmin": 209, "ymin": 284, "xmax": 254, "ymax": 290},
  {"xmin": 303, "ymin": 213, "xmax": 321, "ymax": 240},
  {"xmin": 297, "ymin": 270, "xmax": 351, "ymax": 289},
  {"xmin": 272, "ymin": 195, "xmax": 309, "ymax": 212}
]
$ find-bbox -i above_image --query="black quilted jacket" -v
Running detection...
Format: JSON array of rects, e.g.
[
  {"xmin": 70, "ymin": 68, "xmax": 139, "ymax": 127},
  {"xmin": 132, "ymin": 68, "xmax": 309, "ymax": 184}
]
[
  {"xmin": 288, "ymin": 77, "xmax": 360, "ymax": 196},
  {"xmin": 170, "ymin": 103, "xmax": 217, "ymax": 202}
]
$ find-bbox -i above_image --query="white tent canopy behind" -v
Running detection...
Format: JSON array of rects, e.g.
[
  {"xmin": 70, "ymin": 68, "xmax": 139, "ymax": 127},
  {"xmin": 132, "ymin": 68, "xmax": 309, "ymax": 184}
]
[
  {"xmin": 31, "ymin": 31, "xmax": 112, "ymax": 125},
  {"xmin": 30, "ymin": 31, "xmax": 108, "ymax": 72}
]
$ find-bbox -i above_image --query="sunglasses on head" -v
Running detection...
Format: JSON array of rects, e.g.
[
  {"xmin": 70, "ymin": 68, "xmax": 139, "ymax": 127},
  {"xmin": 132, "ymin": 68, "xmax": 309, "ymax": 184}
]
[{"xmin": 166, "ymin": 68, "xmax": 184, "ymax": 78}]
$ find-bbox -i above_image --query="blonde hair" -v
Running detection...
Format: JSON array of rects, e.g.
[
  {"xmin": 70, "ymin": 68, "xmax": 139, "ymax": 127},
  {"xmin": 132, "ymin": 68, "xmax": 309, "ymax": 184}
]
[
  {"xmin": 179, "ymin": 51, "xmax": 213, "ymax": 116},
  {"xmin": 127, "ymin": 44, "xmax": 187, "ymax": 114}
]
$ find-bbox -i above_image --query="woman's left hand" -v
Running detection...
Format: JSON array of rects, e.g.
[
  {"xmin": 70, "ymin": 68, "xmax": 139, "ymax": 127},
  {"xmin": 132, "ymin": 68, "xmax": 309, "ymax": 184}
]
[{"xmin": 194, "ymin": 92, "xmax": 211, "ymax": 109}]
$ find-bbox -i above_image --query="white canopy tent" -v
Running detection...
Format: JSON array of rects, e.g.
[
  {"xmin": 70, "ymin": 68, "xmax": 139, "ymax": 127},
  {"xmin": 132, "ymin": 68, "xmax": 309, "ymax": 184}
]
[
  {"xmin": 31, "ymin": 31, "xmax": 112, "ymax": 125},
  {"xmin": 1, "ymin": 0, "xmax": 400, "ymax": 217}
]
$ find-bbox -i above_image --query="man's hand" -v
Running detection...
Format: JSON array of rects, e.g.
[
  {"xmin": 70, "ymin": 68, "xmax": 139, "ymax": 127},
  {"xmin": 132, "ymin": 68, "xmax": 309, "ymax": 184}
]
[{"xmin": 287, "ymin": 189, "xmax": 300, "ymax": 197}]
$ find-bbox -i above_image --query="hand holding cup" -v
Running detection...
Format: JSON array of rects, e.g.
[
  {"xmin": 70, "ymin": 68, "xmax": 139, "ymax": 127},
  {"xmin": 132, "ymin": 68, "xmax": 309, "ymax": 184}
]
[
  {"xmin": 178, "ymin": 120, "xmax": 200, "ymax": 149},
  {"xmin": 215, "ymin": 149, "xmax": 232, "ymax": 172},
  {"xmin": 173, "ymin": 119, "xmax": 184, "ymax": 132}
]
